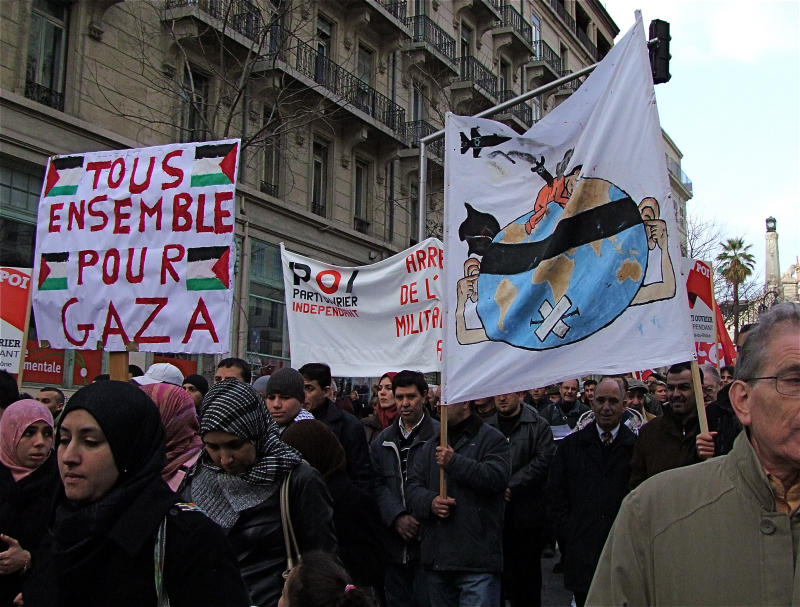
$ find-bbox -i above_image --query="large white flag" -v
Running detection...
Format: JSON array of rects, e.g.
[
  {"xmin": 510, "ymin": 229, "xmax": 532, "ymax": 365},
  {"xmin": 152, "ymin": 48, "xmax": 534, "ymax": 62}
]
[
  {"xmin": 282, "ymin": 239, "xmax": 443, "ymax": 376},
  {"xmin": 442, "ymin": 15, "xmax": 694, "ymax": 404}
]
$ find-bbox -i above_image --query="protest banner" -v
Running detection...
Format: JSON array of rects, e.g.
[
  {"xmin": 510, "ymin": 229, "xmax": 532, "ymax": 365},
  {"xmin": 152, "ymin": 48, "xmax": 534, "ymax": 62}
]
[
  {"xmin": 31, "ymin": 140, "xmax": 239, "ymax": 356},
  {"xmin": 441, "ymin": 15, "xmax": 695, "ymax": 405},
  {"xmin": 281, "ymin": 239, "xmax": 443, "ymax": 376},
  {"xmin": 0, "ymin": 267, "xmax": 33, "ymax": 383}
]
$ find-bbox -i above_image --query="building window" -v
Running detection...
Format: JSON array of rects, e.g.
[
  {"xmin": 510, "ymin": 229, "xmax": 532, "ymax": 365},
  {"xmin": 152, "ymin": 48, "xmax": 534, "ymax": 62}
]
[
  {"xmin": 262, "ymin": 110, "xmax": 280, "ymax": 197},
  {"xmin": 499, "ymin": 60, "xmax": 511, "ymax": 92},
  {"xmin": 532, "ymin": 96, "xmax": 541, "ymax": 122},
  {"xmin": 354, "ymin": 160, "xmax": 370, "ymax": 234},
  {"xmin": 411, "ymin": 80, "xmax": 425, "ymax": 122},
  {"xmin": 180, "ymin": 68, "xmax": 209, "ymax": 143},
  {"xmin": 315, "ymin": 15, "xmax": 332, "ymax": 84},
  {"xmin": 25, "ymin": 0, "xmax": 69, "ymax": 111},
  {"xmin": 460, "ymin": 23, "xmax": 473, "ymax": 58},
  {"xmin": 248, "ymin": 239, "xmax": 289, "ymax": 363},
  {"xmin": 560, "ymin": 45, "xmax": 569, "ymax": 71},
  {"xmin": 409, "ymin": 184, "xmax": 419, "ymax": 246},
  {"xmin": 531, "ymin": 13, "xmax": 540, "ymax": 43},
  {"xmin": 312, "ymin": 139, "xmax": 329, "ymax": 217}
]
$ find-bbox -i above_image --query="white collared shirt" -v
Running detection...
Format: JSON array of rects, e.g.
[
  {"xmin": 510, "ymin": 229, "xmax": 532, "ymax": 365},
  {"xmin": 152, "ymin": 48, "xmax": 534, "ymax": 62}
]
[
  {"xmin": 399, "ymin": 413, "xmax": 425, "ymax": 439},
  {"xmin": 596, "ymin": 423, "xmax": 621, "ymax": 442}
]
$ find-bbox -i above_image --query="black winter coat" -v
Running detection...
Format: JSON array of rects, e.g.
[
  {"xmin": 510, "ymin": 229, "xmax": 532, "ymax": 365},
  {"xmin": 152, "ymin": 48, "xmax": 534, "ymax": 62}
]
[
  {"xmin": 0, "ymin": 453, "xmax": 59, "ymax": 606},
  {"xmin": 486, "ymin": 406, "xmax": 556, "ymax": 530},
  {"xmin": 327, "ymin": 472, "xmax": 387, "ymax": 588},
  {"xmin": 313, "ymin": 399, "xmax": 374, "ymax": 490},
  {"xmin": 184, "ymin": 461, "xmax": 338, "ymax": 607},
  {"xmin": 406, "ymin": 415, "xmax": 510, "ymax": 573},
  {"xmin": 370, "ymin": 413, "xmax": 440, "ymax": 564},
  {"xmin": 547, "ymin": 422, "xmax": 636, "ymax": 593},
  {"xmin": 687, "ymin": 384, "xmax": 742, "ymax": 464},
  {"xmin": 540, "ymin": 400, "xmax": 590, "ymax": 430},
  {"xmin": 22, "ymin": 483, "xmax": 250, "ymax": 607}
]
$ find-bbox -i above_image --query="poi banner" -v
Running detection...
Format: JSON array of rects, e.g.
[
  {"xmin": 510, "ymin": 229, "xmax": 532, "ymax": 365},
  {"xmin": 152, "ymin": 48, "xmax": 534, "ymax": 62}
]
[
  {"xmin": 0, "ymin": 267, "xmax": 33, "ymax": 375},
  {"xmin": 32, "ymin": 140, "xmax": 239, "ymax": 353},
  {"xmin": 684, "ymin": 258, "xmax": 717, "ymax": 365},
  {"xmin": 282, "ymin": 239, "xmax": 443, "ymax": 376},
  {"xmin": 442, "ymin": 14, "xmax": 694, "ymax": 404}
]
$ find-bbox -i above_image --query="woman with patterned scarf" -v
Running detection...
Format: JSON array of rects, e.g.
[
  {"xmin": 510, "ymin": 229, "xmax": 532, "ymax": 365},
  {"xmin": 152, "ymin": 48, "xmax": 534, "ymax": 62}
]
[{"xmin": 180, "ymin": 379, "xmax": 338, "ymax": 607}]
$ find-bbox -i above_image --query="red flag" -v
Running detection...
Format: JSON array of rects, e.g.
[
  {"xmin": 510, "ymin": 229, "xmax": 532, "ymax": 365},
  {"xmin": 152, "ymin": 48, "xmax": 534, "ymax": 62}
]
[{"xmin": 715, "ymin": 304, "xmax": 737, "ymax": 365}]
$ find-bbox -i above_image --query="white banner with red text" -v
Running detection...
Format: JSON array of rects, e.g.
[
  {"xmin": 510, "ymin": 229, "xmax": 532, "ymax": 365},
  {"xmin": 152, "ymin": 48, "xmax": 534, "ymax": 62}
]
[
  {"xmin": 281, "ymin": 239, "xmax": 443, "ymax": 376},
  {"xmin": 32, "ymin": 140, "xmax": 239, "ymax": 353}
]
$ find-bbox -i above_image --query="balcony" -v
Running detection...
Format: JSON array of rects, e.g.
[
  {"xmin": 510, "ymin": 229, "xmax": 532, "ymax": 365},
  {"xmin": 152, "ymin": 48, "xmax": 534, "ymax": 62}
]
[
  {"xmin": 404, "ymin": 15, "xmax": 458, "ymax": 74},
  {"xmin": 406, "ymin": 119, "xmax": 445, "ymax": 162},
  {"xmin": 333, "ymin": 0, "xmax": 410, "ymax": 38},
  {"xmin": 667, "ymin": 158, "xmax": 693, "ymax": 196},
  {"xmin": 354, "ymin": 217, "xmax": 370, "ymax": 234},
  {"xmin": 557, "ymin": 69, "xmax": 583, "ymax": 91},
  {"xmin": 294, "ymin": 38, "xmax": 406, "ymax": 138},
  {"xmin": 455, "ymin": 56, "xmax": 498, "ymax": 101},
  {"xmin": 25, "ymin": 80, "xmax": 64, "ymax": 111},
  {"xmin": 164, "ymin": 0, "xmax": 262, "ymax": 42},
  {"xmin": 548, "ymin": 0, "xmax": 601, "ymax": 62},
  {"xmin": 260, "ymin": 181, "xmax": 278, "ymax": 197},
  {"xmin": 496, "ymin": 90, "xmax": 534, "ymax": 132},
  {"xmin": 526, "ymin": 39, "xmax": 562, "ymax": 87},
  {"xmin": 576, "ymin": 27, "xmax": 600, "ymax": 62},
  {"xmin": 492, "ymin": 4, "xmax": 534, "ymax": 59},
  {"xmin": 550, "ymin": 0, "xmax": 576, "ymax": 33}
]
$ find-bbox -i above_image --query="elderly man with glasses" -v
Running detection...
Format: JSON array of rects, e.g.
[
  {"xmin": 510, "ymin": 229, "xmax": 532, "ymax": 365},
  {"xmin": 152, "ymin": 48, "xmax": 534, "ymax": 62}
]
[{"xmin": 587, "ymin": 302, "xmax": 800, "ymax": 606}]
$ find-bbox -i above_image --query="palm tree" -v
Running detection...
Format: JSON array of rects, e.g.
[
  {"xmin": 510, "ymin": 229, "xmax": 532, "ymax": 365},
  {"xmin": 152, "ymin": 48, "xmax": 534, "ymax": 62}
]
[{"xmin": 716, "ymin": 237, "xmax": 756, "ymax": 341}]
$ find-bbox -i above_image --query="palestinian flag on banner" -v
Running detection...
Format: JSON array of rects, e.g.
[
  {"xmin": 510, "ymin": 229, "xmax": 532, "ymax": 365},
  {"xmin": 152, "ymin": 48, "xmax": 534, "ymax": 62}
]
[
  {"xmin": 191, "ymin": 142, "xmax": 238, "ymax": 187},
  {"xmin": 186, "ymin": 246, "xmax": 230, "ymax": 291},
  {"xmin": 38, "ymin": 252, "xmax": 69, "ymax": 290},
  {"xmin": 44, "ymin": 156, "xmax": 84, "ymax": 197}
]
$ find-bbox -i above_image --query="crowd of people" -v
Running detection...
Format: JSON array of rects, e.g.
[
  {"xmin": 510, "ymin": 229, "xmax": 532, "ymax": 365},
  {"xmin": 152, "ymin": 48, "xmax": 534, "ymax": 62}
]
[{"xmin": 0, "ymin": 302, "xmax": 798, "ymax": 606}]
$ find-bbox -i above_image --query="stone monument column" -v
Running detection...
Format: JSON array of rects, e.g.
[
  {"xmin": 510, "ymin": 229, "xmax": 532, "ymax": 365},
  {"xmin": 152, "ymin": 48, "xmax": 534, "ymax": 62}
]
[{"xmin": 765, "ymin": 216, "xmax": 783, "ymax": 303}]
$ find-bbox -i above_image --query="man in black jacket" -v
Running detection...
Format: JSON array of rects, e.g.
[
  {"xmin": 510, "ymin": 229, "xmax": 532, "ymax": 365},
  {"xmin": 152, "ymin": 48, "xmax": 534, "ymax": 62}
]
[
  {"xmin": 299, "ymin": 362, "xmax": 373, "ymax": 490},
  {"xmin": 371, "ymin": 370, "xmax": 439, "ymax": 607},
  {"xmin": 486, "ymin": 391, "xmax": 556, "ymax": 607},
  {"xmin": 406, "ymin": 400, "xmax": 510, "ymax": 607},
  {"xmin": 547, "ymin": 377, "xmax": 636, "ymax": 607},
  {"xmin": 540, "ymin": 380, "xmax": 589, "ymax": 433}
]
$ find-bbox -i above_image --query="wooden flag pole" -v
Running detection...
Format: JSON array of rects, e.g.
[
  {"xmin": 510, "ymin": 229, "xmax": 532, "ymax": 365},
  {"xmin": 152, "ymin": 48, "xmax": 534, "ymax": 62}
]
[
  {"xmin": 690, "ymin": 360, "xmax": 709, "ymax": 434},
  {"xmin": 439, "ymin": 404, "xmax": 448, "ymax": 499},
  {"xmin": 108, "ymin": 351, "xmax": 130, "ymax": 381},
  {"xmin": 708, "ymin": 262, "xmax": 721, "ymax": 370},
  {"xmin": 15, "ymin": 280, "xmax": 34, "ymax": 391}
]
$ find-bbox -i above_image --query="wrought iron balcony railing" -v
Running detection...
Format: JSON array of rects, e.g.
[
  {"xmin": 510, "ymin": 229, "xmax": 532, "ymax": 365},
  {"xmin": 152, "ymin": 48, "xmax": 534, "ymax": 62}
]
[
  {"xmin": 380, "ymin": 0, "xmax": 407, "ymax": 22},
  {"xmin": 531, "ymin": 39, "xmax": 562, "ymax": 73},
  {"xmin": 457, "ymin": 56, "xmax": 498, "ymax": 100},
  {"xmin": 667, "ymin": 158, "xmax": 693, "ymax": 195},
  {"xmin": 25, "ymin": 80, "xmax": 64, "ymax": 111},
  {"xmin": 354, "ymin": 217, "xmax": 370, "ymax": 234},
  {"xmin": 260, "ymin": 181, "xmax": 278, "ymax": 197},
  {"xmin": 295, "ymin": 37, "xmax": 406, "ymax": 136},
  {"xmin": 498, "ymin": 90, "xmax": 533, "ymax": 127},
  {"xmin": 406, "ymin": 15, "xmax": 457, "ymax": 63},
  {"xmin": 550, "ymin": 0, "xmax": 576, "ymax": 33},
  {"xmin": 165, "ymin": 0, "xmax": 262, "ymax": 41},
  {"xmin": 576, "ymin": 27, "xmax": 600, "ymax": 62},
  {"xmin": 499, "ymin": 4, "xmax": 532, "ymax": 44},
  {"xmin": 407, "ymin": 120, "xmax": 444, "ymax": 159},
  {"xmin": 311, "ymin": 203, "xmax": 326, "ymax": 217},
  {"xmin": 557, "ymin": 69, "xmax": 583, "ymax": 90}
]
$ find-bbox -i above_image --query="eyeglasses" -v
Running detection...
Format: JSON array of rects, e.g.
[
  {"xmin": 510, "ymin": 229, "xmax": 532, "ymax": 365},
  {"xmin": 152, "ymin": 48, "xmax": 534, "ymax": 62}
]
[{"xmin": 743, "ymin": 371, "xmax": 800, "ymax": 396}]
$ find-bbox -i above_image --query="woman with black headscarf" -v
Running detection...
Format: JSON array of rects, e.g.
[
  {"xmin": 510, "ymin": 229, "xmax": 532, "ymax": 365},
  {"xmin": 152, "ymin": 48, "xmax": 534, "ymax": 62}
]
[
  {"xmin": 20, "ymin": 381, "xmax": 250, "ymax": 607},
  {"xmin": 180, "ymin": 380, "xmax": 338, "ymax": 607}
]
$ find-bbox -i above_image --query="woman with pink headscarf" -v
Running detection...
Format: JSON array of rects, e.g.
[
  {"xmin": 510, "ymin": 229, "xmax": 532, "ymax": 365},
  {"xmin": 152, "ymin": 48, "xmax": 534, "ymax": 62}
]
[
  {"xmin": 0, "ymin": 400, "xmax": 58, "ymax": 605},
  {"xmin": 139, "ymin": 383, "xmax": 203, "ymax": 491}
]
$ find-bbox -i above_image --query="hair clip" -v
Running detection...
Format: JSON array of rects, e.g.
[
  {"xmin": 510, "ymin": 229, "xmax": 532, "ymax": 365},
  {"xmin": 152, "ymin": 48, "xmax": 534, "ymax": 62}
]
[{"xmin": 345, "ymin": 584, "xmax": 356, "ymax": 594}]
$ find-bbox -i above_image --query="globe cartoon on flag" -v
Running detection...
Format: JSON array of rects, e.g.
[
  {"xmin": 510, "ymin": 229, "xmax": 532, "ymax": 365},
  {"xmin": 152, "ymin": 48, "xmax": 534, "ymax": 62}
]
[{"xmin": 455, "ymin": 148, "xmax": 676, "ymax": 351}]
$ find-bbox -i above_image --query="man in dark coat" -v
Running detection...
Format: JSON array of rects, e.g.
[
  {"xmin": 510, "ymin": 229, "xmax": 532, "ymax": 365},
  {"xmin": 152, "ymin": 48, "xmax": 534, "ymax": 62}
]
[
  {"xmin": 299, "ymin": 362, "xmax": 373, "ymax": 490},
  {"xmin": 628, "ymin": 362, "xmax": 702, "ymax": 490},
  {"xmin": 689, "ymin": 381, "xmax": 742, "ymax": 462},
  {"xmin": 371, "ymin": 370, "xmax": 439, "ymax": 607},
  {"xmin": 486, "ymin": 391, "xmax": 556, "ymax": 607},
  {"xmin": 523, "ymin": 387, "xmax": 550, "ymax": 414},
  {"xmin": 540, "ymin": 380, "xmax": 590, "ymax": 432},
  {"xmin": 547, "ymin": 377, "xmax": 636, "ymax": 607},
  {"xmin": 406, "ymin": 400, "xmax": 510, "ymax": 607}
]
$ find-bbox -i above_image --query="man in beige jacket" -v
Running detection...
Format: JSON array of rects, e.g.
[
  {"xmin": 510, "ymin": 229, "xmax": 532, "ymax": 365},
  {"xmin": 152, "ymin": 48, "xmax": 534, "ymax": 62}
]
[{"xmin": 587, "ymin": 302, "xmax": 800, "ymax": 606}]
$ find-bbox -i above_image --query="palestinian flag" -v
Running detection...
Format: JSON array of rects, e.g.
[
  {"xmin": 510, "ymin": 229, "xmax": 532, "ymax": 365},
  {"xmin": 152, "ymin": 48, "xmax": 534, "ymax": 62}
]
[
  {"xmin": 186, "ymin": 246, "xmax": 230, "ymax": 291},
  {"xmin": 38, "ymin": 252, "xmax": 69, "ymax": 290},
  {"xmin": 191, "ymin": 143, "xmax": 238, "ymax": 187},
  {"xmin": 44, "ymin": 156, "xmax": 84, "ymax": 197}
]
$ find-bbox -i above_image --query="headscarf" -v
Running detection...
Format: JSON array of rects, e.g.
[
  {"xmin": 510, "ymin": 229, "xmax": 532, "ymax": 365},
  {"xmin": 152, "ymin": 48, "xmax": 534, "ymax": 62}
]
[
  {"xmin": 139, "ymin": 383, "xmax": 203, "ymax": 483},
  {"xmin": 0, "ymin": 399, "xmax": 54, "ymax": 481},
  {"xmin": 281, "ymin": 420, "xmax": 347, "ymax": 481},
  {"xmin": 50, "ymin": 381, "xmax": 173, "ymax": 571},
  {"xmin": 376, "ymin": 372, "xmax": 399, "ymax": 429},
  {"xmin": 186, "ymin": 380, "xmax": 302, "ymax": 529}
]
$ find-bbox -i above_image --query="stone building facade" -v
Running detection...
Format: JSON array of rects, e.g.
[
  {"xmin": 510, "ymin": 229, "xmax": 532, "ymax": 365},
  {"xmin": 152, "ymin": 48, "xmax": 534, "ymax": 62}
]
[{"xmin": 2, "ymin": 0, "xmax": 631, "ymax": 386}]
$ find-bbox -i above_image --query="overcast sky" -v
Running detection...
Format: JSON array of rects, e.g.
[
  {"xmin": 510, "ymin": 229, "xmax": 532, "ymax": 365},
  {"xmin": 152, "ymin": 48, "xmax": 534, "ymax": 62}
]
[{"xmin": 601, "ymin": 0, "xmax": 799, "ymax": 279}]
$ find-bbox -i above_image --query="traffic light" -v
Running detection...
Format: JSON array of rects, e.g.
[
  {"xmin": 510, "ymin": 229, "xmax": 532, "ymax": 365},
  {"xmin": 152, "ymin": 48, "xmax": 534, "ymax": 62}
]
[{"xmin": 648, "ymin": 19, "xmax": 671, "ymax": 85}]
